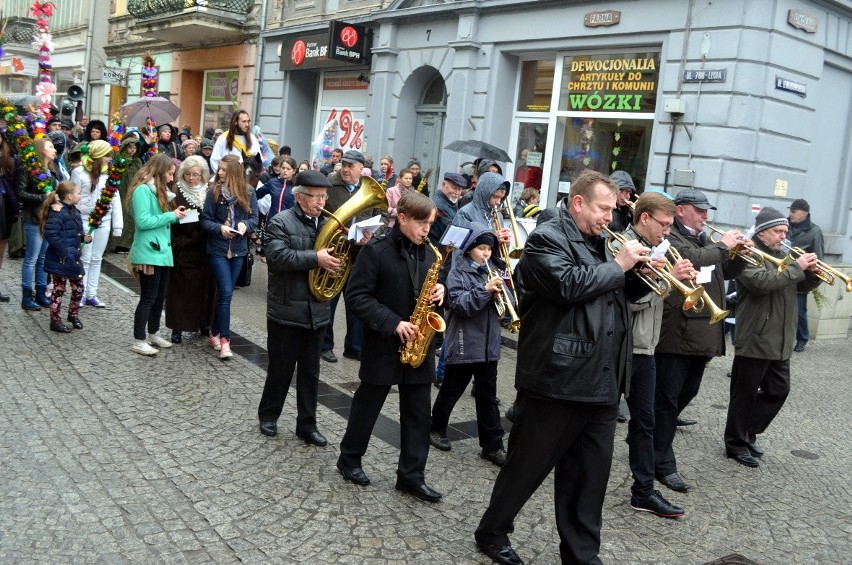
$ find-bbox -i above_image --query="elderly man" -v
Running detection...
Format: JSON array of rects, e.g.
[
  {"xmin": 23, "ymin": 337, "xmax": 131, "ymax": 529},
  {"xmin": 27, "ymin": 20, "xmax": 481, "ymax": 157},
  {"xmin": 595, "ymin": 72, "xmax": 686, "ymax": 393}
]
[
  {"xmin": 257, "ymin": 170, "xmax": 341, "ymax": 446},
  {"xmin": 475, "ymin": 170, "xmax": 652, "ymax": 565},
  {"xmin": 429, "ymin": 172, "xmax": 467, "ymax": 248},
  {"xmin": 321, "ymin": 149, "xmax": 374, "ymax": 363},
  {"xmin": 787, "ymin": 198, "xmax": 824, "ymax": 352},
  {"xmin": 724, "ymin": 207, "xmax": 820, "ymax": 467}
]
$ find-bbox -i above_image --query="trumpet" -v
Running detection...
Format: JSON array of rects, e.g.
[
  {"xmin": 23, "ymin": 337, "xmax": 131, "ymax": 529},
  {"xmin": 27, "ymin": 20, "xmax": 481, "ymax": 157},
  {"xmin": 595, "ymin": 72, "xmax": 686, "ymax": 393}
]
[
  {"xmin": 706, "ymin": 224, "xmax": 791, "ymax": 273},
  {"xmin": 492, "ymin": 207, "xmax": 521, "ymax": 307},
  {"xmin": 666, "ymin": 246, "xmax": 729, "ymax": 324},
  {"xmin": 486, "ymin": 260, "xmax": 521, "ymax": 333},
  {"xmin": 494, "ymin": 202, "xmax": 525, "ymax": 259},
  {"xmin": 781, "ymin": 243, "xmax": 852, "ymax": 292}
]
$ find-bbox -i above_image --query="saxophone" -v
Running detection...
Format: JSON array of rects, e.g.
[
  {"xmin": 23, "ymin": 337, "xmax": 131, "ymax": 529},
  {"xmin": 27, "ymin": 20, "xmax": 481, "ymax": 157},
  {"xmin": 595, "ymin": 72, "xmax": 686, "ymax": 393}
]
[{"xmin": 399, "ymin": 238, "xmax": 447, "ymax": 368}]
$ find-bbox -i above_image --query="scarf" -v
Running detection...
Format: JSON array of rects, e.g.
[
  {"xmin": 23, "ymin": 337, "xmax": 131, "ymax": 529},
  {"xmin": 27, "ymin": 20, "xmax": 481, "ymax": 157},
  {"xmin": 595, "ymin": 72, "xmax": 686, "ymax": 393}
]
[
  {"xmin": 177, "ymin": 179, "xmax": 208, "ymax": 209},
  {"xmin": 231, "ymin": 135, "xmax": 257, "ymax": 157}
]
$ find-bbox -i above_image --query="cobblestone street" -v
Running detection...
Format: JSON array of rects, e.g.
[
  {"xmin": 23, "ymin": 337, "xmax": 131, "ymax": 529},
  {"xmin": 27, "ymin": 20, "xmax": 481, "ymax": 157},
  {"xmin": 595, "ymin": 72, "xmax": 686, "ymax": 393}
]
[{"xmin": 1, "ymin": 255, "xmax": 850, "ymax": 564}]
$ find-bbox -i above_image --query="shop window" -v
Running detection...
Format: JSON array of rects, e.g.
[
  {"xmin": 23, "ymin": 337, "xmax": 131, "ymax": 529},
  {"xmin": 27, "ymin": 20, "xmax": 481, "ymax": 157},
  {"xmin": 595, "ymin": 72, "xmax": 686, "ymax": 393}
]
[
  {"xmin": 517, "ymin": 60, "xmax": 555, "ymax": 113},
  {"xmin": 202, "ymin": 69, "xmax": 240, "ymax": 131},
  {"xmin": 513, "ymin": 122, "xmax": 548, "ymax": 188}
]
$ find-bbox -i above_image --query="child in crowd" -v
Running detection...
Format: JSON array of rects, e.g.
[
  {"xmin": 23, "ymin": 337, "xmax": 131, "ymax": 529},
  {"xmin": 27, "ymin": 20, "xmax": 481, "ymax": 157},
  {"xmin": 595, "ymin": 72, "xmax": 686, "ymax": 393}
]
[
  {"xmin": 385, "ymin": 167, "xmax": 413, "ymax": 227},
  {"xmin": 429, "ymin": 228, "xmax": 509, "ymax": 467},
  {"xmin": 39, "ymin": 180, "xmax": 92, "ymax": 333}
]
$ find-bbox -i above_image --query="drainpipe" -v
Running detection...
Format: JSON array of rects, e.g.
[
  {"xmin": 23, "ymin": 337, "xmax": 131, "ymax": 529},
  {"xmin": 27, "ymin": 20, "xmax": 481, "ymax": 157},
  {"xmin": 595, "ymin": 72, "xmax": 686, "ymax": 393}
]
[
  {"xmin": 82, "ymin": 0, "xmax": 97, "ymax": 117},
  {"xmin": 252, "ymin": 0, "xmax": 270, "ymax": 124}
]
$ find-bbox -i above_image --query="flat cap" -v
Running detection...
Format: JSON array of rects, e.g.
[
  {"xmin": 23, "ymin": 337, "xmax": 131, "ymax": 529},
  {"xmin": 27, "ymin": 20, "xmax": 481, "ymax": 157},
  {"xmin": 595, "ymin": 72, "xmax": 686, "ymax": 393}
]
[
  {"xmin": 443, "ymin": 172, "xmax": 468, "ymax": 188},
  {"xmin": 674, "ymin": 188, "xmax": 717, "ymax": 210},
  {"xmin": 295, "ymin": 169, "xmax": 333, "ymax": 188},
  {"xmin": 789, "ymin": 198, "xmax": 810, "ymax": 212},
  {"xmin": 341, "ymin": 150, "xmax": 366, "ymax": 165}
]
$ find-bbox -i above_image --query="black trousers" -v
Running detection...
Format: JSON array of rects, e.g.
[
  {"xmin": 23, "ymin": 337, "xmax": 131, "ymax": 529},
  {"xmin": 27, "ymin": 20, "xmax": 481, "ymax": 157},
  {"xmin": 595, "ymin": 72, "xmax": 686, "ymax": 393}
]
[
  {"xmin": 134, "ymin": 267, "xmax": 169, "ymax": 340},
  {"xmin": 476, "ymin": 392, "xmax": 617, "ymax": 565},
  {"xmin": 431, "ymin": 361, "xmax": 504, "ymax": 452},
  {"xmin": 257, "ymin": 320, "xmax": 325, "ymax": 433},
  {"xmin": 653, "ymin": 353, "xmax": 708, "ymax": 476},
  {"xmin": 339, "ymin": 381, "xmax": 431, "ymax": 485},
  {"xmin": 724, "ymin": 355, "xmax": 790, "ymax": 455},
  {"xmin": 625, "ymin": 354, "xmax": 656, "ymax": 498}
]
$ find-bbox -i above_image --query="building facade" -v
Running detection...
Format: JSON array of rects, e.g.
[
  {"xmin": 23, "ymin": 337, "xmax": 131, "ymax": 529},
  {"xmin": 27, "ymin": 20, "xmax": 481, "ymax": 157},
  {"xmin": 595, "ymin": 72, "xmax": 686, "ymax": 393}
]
[{"xmin": 257, "ymin": 0, "xmax": 852, "ymax": 259}]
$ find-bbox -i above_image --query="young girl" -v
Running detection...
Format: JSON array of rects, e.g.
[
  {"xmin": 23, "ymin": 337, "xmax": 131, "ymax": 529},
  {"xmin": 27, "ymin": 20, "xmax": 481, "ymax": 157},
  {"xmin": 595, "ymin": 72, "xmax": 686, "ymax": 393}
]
[
  {"xmin": 127, "ymin": 154, "xmax": 188, "ymax": 356},
  {"xmin": 385, "ymin": 167, "xmax": 413, "ymax": 227},
  {"xmin": 256, "ymin": 156, "xmax": 297, "ymax": 222},
  {"xmin": 40, "ymin": 181, "xmax": 92, "ymax": 333},
  {"xmin": 73, "ymin": 139, "xmax": 123, "ymax": 308},
  {"xmin": 429, "ymin": 228, "xmax": 509, "ymax": 467},
  {"xmin": 202, "ymin": 154, "xmax": 258, "ymax": 359}
]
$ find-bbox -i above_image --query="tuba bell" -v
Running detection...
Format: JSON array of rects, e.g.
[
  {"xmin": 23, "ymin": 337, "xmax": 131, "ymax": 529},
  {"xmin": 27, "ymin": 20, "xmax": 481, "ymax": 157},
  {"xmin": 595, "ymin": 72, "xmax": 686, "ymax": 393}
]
[{"xmin": 308, "ymin": 176, "xmax": 388, "ymax": 302}]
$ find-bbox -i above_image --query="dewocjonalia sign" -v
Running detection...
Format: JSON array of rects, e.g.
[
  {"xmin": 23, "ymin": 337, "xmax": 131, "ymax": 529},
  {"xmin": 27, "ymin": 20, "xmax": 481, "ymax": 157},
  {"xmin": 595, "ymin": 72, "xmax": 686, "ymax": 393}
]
[{"xmin": 564, "ymin": 53, "xmax": 660, "ymax": 113}]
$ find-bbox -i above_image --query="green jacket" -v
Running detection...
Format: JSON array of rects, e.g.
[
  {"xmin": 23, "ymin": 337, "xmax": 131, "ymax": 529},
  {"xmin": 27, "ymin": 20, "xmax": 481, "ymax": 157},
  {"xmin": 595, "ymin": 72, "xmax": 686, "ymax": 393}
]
[
  {"xmin": 129, "ymin": 184, "xmax": 179, "ymax": 267},
  {"xmin": 734, "ymin": 240, "xmax": 821, "ymax": 360}
]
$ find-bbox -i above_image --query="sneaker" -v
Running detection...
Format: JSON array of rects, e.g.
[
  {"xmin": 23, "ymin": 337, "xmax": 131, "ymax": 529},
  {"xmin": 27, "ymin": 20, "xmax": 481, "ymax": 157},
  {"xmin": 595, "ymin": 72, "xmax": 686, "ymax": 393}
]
[
  {"xmin": 793, "ymin": 343, "xmax": 806, "ymax": 352},
  {"xmin": 148, "ymin": 333, "xmax": 173, "ymax": 349},
  {"xmin": 480, "ymin": 448, "xmax": 507, "ymax": 467},
  {"xmin": 219, "ymin": 337, "xmax": 233, "ymax": 359},
  {"xmin": 429, "ymin": 431, "xmax": 451, "ymax": 451},
  {"xmin": 208, "ymin": 334, "xmax": 222, "ymax": 351},
  {"xmin": 84, "ymin": 297, "xmax": 106, "ymax": 308},
  {"xmin": 630, "ymin": 490, "xmax": 685, "ymax": 518},
  {"xmin": 132, "ymin": 340, "xmax": 159, "ymax": 356}
]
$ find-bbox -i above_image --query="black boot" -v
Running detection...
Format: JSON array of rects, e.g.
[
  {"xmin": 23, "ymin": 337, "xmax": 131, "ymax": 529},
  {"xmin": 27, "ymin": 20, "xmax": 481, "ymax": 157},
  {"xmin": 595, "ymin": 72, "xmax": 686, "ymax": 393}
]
[
  {"xmin": 50, "ymin": 320, "xmax": 72, "ymax": 333},
  {"xmin": 0, "ymin": 290, "xmax": 10, "ymax": 303},
  {"xmin": 67, "ymin": 315, "xmax": 83, "ymax": 329},
  {"xmin": 35, "ymin": 285, "xmax": 52, "ymax": 307},
  {"xmin": 21, "ymin": 288, "xmax": 40, "ymax": 311},
  {"xmin": 171, "ymin": 330, "xmax": 182, "ymax": 344}
]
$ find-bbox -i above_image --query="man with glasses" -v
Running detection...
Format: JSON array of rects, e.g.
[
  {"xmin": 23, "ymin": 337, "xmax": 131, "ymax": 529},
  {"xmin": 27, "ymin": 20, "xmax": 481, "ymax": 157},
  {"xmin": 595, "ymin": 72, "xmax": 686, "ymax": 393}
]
[
  {"xmin": 619, "ymin": 192, "xmax": 694, "ymax": 518},
  {"xmin": 653, "ymin": 188, "xmax": 748, "ymax": 493},
  {"xmin": 257, "ymin": 170, "xmax": 341, "ymax": 446},
  {"xmin": 429, "ymin": 172, "xmax": 467, "ymax": 249}
]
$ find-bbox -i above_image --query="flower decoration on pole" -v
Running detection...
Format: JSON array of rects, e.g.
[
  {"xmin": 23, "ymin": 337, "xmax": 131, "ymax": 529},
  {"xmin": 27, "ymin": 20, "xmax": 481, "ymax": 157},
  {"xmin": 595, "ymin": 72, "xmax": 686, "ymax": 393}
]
[
  {"xmin": 1, "ymin": 99, "xmax": 54, "ymax": 193},
  {"xmin": 141, "ymin": 51, "xmax": 158, "ymax": 97},
  {"xmin": 30, "ymin": 1, "xmax": 57, "ymax": 117},
  {"xmin": 87, "ymin": 150, "xmax": 129, "ymax": 234},
  {"xmin": 108, "ymin": 111, "xmax": 125, "ymax": 152}
]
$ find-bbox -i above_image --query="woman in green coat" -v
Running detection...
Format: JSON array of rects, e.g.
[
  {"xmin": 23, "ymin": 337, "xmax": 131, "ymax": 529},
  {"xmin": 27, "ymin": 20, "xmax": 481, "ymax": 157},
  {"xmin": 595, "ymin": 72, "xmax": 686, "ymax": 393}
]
[{"xmin": 127, "ymin": 154, "xmax": 188, "ymax": 356}]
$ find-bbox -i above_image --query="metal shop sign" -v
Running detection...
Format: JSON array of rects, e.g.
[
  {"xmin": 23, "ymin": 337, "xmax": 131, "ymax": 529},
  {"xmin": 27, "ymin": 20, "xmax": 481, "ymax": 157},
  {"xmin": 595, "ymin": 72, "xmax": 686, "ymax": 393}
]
[
  {"xmin": 280, "ymin": 32, "xmax": 350, "ymax": 72},
  {"xmin": 787, "ymin": 9, "xmax": 818, "ymax": 33},
  {"xmin": 584, "ymin": 10, "xmax": 621, "ymax": 27},
  {"xmin": 775, "ymin": 76, "xmax": 806, "ymax": 97},
  {"xmin": 328, "ymin": 20, "xmax": 369, "ymax": 65},
  {"xmin": 101, "ymin": 66, "xmax": 128, "ymax": 86},
  {"xmin": 683, "ymin": 69, "xmax": 727, "ymax": 83},
  {"xmin": 564, "ymin": 52, "xmax": 660, "ymax": 113}
]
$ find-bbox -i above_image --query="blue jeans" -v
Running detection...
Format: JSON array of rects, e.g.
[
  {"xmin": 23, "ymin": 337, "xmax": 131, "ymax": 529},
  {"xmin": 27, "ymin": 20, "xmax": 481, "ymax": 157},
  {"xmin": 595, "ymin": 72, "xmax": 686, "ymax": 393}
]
[
  {"xmin": 22, "ymin": 220, "xmax": 48, "ymax": 290},
  {"xmin": 796, "ymin": 292, "xmax": 809, "ymax": 347},
  {"xmin": 209, "ymin": 254, "xmax": 245, "ymax": 340}
]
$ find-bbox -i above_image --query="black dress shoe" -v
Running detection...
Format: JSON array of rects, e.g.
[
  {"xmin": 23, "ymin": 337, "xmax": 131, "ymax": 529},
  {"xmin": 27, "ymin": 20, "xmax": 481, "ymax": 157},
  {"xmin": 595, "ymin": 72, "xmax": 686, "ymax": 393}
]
[
  {"xmin": 676, "ymin": 416, "xmax": 698, "ymax": 426},
  {"xmin": 0, "ymin": 292, "xmax": 10, "ymax": 303},
  {"xmin": 259, "ymin": 420, "xmax": 278, "ymax": 437},
  {"xmin": 171, "ymin": 330, "xmax": 182, "ymax": 344},
  {"xmin": 728, "ymin": 452, "xmax": 760, "ymax": 467},
  {"xmin": 336, "ymin": 461, "xmax": 370, "ymax": 486},
  {"xmin": 429, "ymin": 431, "xmax": 451, "ymax": 451},
  {"xmin": 746, "ymin": 442, "xmax": 764, "ymax": 457},
  {"xmin": 394, "ymin": 480, "xmax": 442, "ymax": 503},
  {"xmin": 476, "ymin": 541, "xmax": 524, "ymax": 565},
  {"xmin": 617, "ymin": 407, "xmax": 627, "ymax": 423},
  {"xmin": 296, "ymin": 429, "xmax": 328, "ymax": 447},
  {"xmin": 66, "ymin": 316, "xmax": 83, "ymax": 329},
  {"xmin": 630, "ymin": 489, "xmax": 685, "ymax": 518},
  {"xmin": 480, "ymin": 448, "xmax": 507, "ymax": 467},
  {"xmin": 50, "ymin": 321, "xmax": 72, "ymax": 333},
  {"xmin": 321, "ymin": 350, "xmax": 338, "ymax": 363},
  {"xmin": 793, "ymin": 343, "xmax": 805, "ymax": 352},
  {"xmin": 342, "ymin": 349, "xmax": 361, "ymax": 361},
  {"xmin": 656, "ymin": 472, "xmax": 691, "ymax": 493}
]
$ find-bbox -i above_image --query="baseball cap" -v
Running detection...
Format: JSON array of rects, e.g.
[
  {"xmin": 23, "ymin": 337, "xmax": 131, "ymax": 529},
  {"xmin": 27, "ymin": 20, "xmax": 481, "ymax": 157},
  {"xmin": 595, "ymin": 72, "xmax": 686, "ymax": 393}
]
[{"xmin": 673, "ymin": 188, "xmax": 717, "ymax": 210}]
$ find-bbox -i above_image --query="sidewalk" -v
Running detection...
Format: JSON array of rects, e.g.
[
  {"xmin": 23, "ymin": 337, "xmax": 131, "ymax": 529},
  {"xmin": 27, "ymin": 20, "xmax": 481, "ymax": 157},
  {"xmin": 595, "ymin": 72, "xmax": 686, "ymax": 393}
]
[{"xmin": 1, "ymin": 253, "xmax": 850, "ymax": 564}]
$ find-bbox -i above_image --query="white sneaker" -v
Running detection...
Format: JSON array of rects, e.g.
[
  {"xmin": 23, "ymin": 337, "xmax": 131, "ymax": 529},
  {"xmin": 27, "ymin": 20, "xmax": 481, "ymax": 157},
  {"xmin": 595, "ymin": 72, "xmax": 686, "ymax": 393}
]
[
  {"xmin": 219, "ymin": 337, "xmax": 233, "ymax": 359},
  {"xmin": 208, "ymin": 334, "xmax": 222, "ymax": 351},
  {"xmin": 148, "ymin": 333, "xmax": 173, "ymax": 348},
  {"xmin": 132, "ymin": 340, "xmax": 159, "ymax": 356}
]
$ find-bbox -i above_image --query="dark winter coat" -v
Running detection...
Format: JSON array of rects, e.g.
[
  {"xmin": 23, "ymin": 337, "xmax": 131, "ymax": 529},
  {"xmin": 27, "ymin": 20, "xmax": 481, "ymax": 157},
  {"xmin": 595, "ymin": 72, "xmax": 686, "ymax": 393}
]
[
  {"xmin": 16, "ymin": 166, "xmax": 60, "ymax": 224},
  {"xmin": 42, "ymin": 202, "xmax": 85, "ymax": 279},
  {"xmin": 789, "ymin": 216, "xmax": 824, "ymax": 259},
  {"xmin": 734, "ymin": 238, "xmax": 821, "ymax": 360},
  {"xmin": 201, "ymin": 185, "xmax": 259, "ymax": 257},
  {"xmin": 345, "ymin": 224, "xmax": 442, "ymax": 385},
  {"xmin": 428, "ymin": 188, "xmax": 458, "ymax": 247},
  {"xmin": 264, "ymin": 204, "xmax": 331, "ymax": 330},
  {"xmin": 608, "ymin": 205, "xmax": 633, "ymax": 233},
  {"xmin": 654, "ymin": 219, "xmax": 747, "ymax": 357},
  {"xmin": 514, "ymin": 204, "xmax": 650, "ymax": 404},
  {"xmin": 443, "ymin": 228, "xmax": 506, "ymax": 365}
]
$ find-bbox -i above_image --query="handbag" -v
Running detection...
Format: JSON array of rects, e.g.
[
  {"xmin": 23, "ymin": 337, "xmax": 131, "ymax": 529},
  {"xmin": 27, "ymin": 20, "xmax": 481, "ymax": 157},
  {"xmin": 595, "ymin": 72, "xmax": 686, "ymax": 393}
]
[{"xmin": 236, "ymin": 250, "xmax": 253, "ymax": 287}]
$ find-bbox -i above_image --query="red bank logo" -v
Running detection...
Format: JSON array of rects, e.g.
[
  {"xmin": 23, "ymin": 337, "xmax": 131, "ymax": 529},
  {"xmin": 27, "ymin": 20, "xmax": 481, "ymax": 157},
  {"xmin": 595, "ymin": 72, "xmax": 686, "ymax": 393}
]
[
  {"xmin": 291, "ymin": 40, "xmax": 306, "ymax": 66},
  {"xmin": 339, "ymin": 26, "xmax": 359, "ymax": 49}
]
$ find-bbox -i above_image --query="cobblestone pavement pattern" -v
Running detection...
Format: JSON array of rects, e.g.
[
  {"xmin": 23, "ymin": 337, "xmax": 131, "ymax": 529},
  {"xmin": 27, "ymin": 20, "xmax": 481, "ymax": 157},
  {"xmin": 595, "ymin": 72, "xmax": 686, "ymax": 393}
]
[{"xmin": 1, "ymin": 255, "xmax": 850, "ymax": 564}]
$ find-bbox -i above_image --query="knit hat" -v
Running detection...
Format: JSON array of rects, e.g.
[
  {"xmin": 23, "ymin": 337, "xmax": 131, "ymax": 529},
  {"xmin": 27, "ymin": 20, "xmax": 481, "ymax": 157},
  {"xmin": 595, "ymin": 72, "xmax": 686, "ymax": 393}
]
[
  {"xmin": 181, "ymin": 138, "xmax": 198, "ymax": 151},
  {"xmin": 200, "ymin": 138, "xmax": 214, "ymax": 149},
  {"xmin": 753, "ymin": 207, "xmax": 788, "ymax": 234},
  {"xmin": 465, "ymin": 232, "xmax": 497, "ymax": 253},
  {"xmin": 86, "ymin": 139, "xmax": 112, "ymax": 159},
  {"xmin": 789, "ymin": 198, "xmax": 810, "ymax": 212}
]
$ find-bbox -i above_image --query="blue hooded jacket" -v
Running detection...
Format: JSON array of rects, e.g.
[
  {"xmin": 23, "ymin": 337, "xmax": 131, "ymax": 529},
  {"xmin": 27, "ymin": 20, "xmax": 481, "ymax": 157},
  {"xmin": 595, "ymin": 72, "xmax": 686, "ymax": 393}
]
[{"xmin": 453, "ymin": 172, "xmax": 510, "ymax": 233}]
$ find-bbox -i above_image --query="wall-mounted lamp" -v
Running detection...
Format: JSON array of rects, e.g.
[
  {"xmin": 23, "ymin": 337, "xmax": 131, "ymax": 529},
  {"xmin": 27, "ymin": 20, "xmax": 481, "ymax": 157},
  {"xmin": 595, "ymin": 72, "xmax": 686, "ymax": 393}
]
[{"xmin": 356, "ymin": 73, "xmax": 370, "ymax": 84}]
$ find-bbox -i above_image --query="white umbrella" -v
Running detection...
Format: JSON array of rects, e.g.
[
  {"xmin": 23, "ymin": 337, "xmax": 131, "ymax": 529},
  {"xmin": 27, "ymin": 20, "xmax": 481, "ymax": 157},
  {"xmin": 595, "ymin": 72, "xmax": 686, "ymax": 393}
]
[{"xmin": 121, "ymin": 96, "xmax": 181, "ymax": 127}]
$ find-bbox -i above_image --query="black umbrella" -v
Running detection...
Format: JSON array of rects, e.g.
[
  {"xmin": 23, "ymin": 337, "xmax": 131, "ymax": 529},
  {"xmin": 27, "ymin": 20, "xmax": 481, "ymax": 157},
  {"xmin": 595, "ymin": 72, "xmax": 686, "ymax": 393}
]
[{"xmin": 445, "ymin": 140, "xmax": 513, "ymax": 163}]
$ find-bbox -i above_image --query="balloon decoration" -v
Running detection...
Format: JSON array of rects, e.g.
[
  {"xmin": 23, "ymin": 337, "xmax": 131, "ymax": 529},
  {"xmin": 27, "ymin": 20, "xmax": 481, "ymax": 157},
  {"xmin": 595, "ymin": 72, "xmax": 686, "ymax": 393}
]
[
  {"xmin": 310, "ymin": 118, "xmax": 338, "ymax": 171},
  {"xmin": 253, "ymin": 125, "xmax": 274, "ymax": 169},
  {"xmin": 1, "ymin": 99, "xmax": 54, "ymax": 193},
  {"xmin": 30, "ymin": 1, "xmax": 56, "ymax": 116}
]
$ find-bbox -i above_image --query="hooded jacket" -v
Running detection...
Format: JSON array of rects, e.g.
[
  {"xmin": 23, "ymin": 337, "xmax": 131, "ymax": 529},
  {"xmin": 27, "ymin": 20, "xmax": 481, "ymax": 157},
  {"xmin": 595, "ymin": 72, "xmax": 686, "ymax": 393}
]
[
  {"xmin": 454, "ymin": 172, "xmax": 509, "ymax": 232},
  {"xmin": 42, "ymin": 201, "xmax": 85, "ymax": 279},
  {"xmin": 71, "ymin": 164, "xmax": 124, "ymax": 237},
  {"xmin": 443, "ymin": 227, "xmax": 506, "ymax": 365}
]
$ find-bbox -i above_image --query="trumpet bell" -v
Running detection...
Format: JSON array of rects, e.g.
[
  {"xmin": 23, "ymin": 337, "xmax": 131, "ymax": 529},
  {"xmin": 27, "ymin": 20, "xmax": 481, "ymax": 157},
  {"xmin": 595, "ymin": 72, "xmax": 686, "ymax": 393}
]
[{"xmin": 682, "ymin": 286, "xmax": 705, "ymax": 311}]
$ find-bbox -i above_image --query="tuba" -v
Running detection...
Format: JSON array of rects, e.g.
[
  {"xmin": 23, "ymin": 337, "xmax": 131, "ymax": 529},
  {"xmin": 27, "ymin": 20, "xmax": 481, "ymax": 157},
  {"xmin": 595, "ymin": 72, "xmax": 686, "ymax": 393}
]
[
  {"xmin": 308, "ymin": 176, "xmax": 388, "ymax": 302},
  {"xmin": 399, "ymin": 239, "xmax": 447, "ymax": 368}
]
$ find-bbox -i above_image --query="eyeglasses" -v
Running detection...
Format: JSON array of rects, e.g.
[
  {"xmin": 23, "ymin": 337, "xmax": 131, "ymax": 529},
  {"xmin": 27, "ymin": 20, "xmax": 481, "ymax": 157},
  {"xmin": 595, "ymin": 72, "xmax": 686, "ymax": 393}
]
[
  {"xmin": 184, "ymin": 172, "xmax": 202, "ymax": 178},
  {"xmin": 647, "ymin": 215, "xmax": 673, "ymax": 230},
  {"xmin": 301, "ymin": 193, "xmax": 328, "ymax": 200}
]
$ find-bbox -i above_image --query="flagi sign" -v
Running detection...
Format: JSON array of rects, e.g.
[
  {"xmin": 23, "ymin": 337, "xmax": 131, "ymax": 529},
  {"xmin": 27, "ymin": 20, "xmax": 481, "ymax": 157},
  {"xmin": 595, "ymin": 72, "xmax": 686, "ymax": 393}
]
[{"xmin": 565, "ymin": 53, "xmax": 660, "ymax": 113}]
